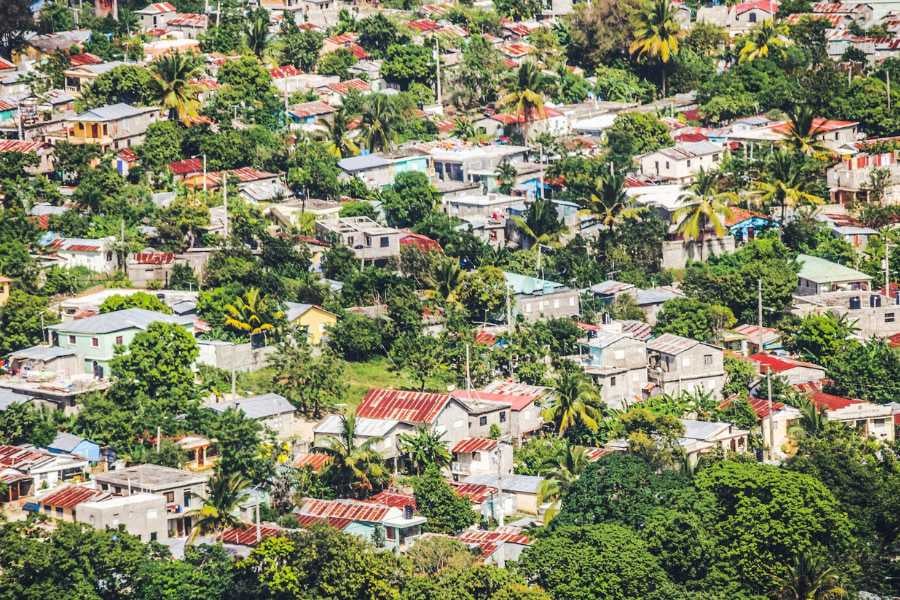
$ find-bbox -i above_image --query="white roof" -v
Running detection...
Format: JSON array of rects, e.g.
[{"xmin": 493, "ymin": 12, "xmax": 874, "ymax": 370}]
[{"xmin": 314, "ymin": 414, "xmax": 401, "ymax": 437}]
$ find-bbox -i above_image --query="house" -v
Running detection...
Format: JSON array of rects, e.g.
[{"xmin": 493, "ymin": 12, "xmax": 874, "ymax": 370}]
[
  {"xmin": 32, "ymin": 484, "xmax": 108, "ymax": 522},
  {"xmin": 270, "ymin": 65, "xmax": 306, "ymax": 94},
  {"xmin": 47, "ymin": 308, "xmax": 195, "ymax": 378},
  {"xmin": 646, "ymin": 333, "xmax": 726, "ymax": 397},
  {"xmin": 795, "ymin": 382, "xmax": 895, "ymax": 442},
  {"xmin": 728, "ymin": 0, "xmax": 780, "ymax": 32},
  {"xmin": 314, "ymin": 415, "xmax": 412, "ymax": 460},
  {"xmin": 95, "ymin": 464, "xmax": 209, "ymax": 538},
  {"xmin": 288, "ymin": 100, "xmax": 336, "ymax": 132},
  {"xmin": 323, "ymin": 78, "xmax": 372, "ymax": 105},
  {"xmin": 457, "ymin": 397, "xmax": 512, "ymax": 439},
  {"xmin": 0, "ymin": 140, "xmax": 54, "ymax": 174},
  {"xmin": 450, "ymin": 438, "xmax": 513, "ymax": 481},
  {"xmin": 827, "ymin": 150, "xmax": 900, "ymax": 205},
  {"xmin": 724, "ymin": 324, "xmax": 782, "ymax": 355},
  {"xmin": 461, "ymin": 473, "xmax": 544, "ymax": 515},
  {"xmin": 769, "ymin": 118, "xmax": 860, "ymax": 151},
  {"xmin": 63, "ymin": 61, "xmax": 126, "ymax": 94},
  {"xmin": 166, "ymin": 13, "xmax": 209, "ymax": 38},
  {"xmin": 337, "ymin": 155, "xmax": 396, "ymax": 189},
  {"xmin": 315, "ymin": 217, "xmax": 402, "ymax": 267},
  {"xmin": 454, "ymin": 380, "xmax": 550, "ymax": 440},
  {"xmin": 795, "ymin": 253, "xmax": 871, "ymax": 295},
  {"xmin": 61, "ymin": 103, "xmax": 160, "ymax": 151},
  {"xmin": 400, "ymin": 232, "xmax": 442, "ymax": 254},
  {"xmin": 297, "ymin": 497, "xmax": 426, "ymax": 550},
  {"xmin": 442, "ymin": 193, "xmax": 522, "ymax": 219},
  {"xmin": 176, "ymin": 435, "xmax": 218, "ymax": 471},
  {"xmin": 56, "ymin": 288, "xmax": 199, "ymax": 320},
  {"xmin": 136, "ymin": 2, "xmax": 177, "ymax": 29},
  {"xmin": 207, "ymin": 393, "xmax": 298, "ymax": 440},
  {"xmin": 20, "ymin": 30, "xmax": 92, "ymax": 61},
  {"xmin": 573, "ymin": 330, "xmax": 648, "ymax": 409},
  {"xmin": 126, "ymin": 250, "xmax": 176, "ymax": 288},
  {"xmin": 51, "ymin": 236, "xmax": 118, "ymax": 274},
  {"xmin": 720, "ymin": 394, "xmax": 796, "ymax": 459},
  {"xmin": 633, "ymin": 287, "xmax": 684, "ymax": 325},
  {"xmin": 356, "ymin": 388, "xmax": 473, "ymax": 446},
  {"xmin": 47, "ymin": 432, "xmax": 100, "ymax": 463},
  {"xmin": 748, "ymin": 353, "xmax": 827, "ymax": 385},
  {"xmin": 792, "ymin": 290, "xmax": 900, "ymax": 339},
  {"xmin": 422, "ymin": 141, "xmax": 529, "ymax": 184},
  {"xmin": 815, "ymin": 212, "xmax": 878, "ymax": 249},
  {"xmin": 679, "ymin": 419, "xmax": 751, "ymax": 467},
  {"xmin": 487, "ymin": 107, "xmax": 569, "ymax": 139},
  {"xmin": 504, "ymin": 271, "xmax": 580, "ymax": 321},
  {"xmin": 1, "ymin": 346, "xmax": 107, "ymax": 410},
  {"xmin": 636, "ymin": 142, "xmax": 727, "ymax": 184},
  {"xmin": 456, "ymin": 526, "xmax": 531, "ymax": 567},
  {"xmin": 76, "ymin": 493, "xmax": 169, "ymax": 542},
  {"xmin": 727, "ymin": 208, "xmax": 778, "ymax": 244},
  {"xmin": 0, "ymin": 444, "xmax": 89, "ymax": 492},
  {"xmin": 284, "ymin": 303, "xmax": 337, "ymax": 345}
]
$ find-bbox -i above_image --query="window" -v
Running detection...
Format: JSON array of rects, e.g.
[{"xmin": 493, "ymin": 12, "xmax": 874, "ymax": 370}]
[
  {"xmin": 886, "ymin": 312, "xmax": 895, "ymax": 323},
  {"xmin": 749, "ymin": 11, "xmax": 757, "ymax": 22},
  {"xmin": 150, "ymin": 532, "xmax": 158, "ymax": 541},
  {"xmin": 183, "ymin": 492, "xmax": 191, "ymax": 508},
  {"xmin": 91, "ymin": 337, "xmax": 99, "ymax": 347},
  {"xmin": 115, "ymin": 335, "xmax": 123, "ymax": 345},
  {"xmin": 164, "ymin": 491, "xmax": 175, "ymax": 503},
  {"xmin": 472, "ymin": 452, "xmax": 481, "ymax": 461},
  {"xmin": 499, "ymin": 411, "xmax": 506, "ymax": 423},
  {"xmin": 686, "ymin": 160, "xmax": 692, "ymax": 167},
  {"xmin": 380, "ymin": 236, "xmax": 389, "ymax": 247},
  {"xmin": 665, "ymin": 161, "xmax": 670, "ymax": 170},
  {"xmin": 704, "ymin": 354, "xmax": 713, "ymax": 365},
  {"xmin": 479, "ymin": 416, "xmax": 487, "ymax": 426},
  {"xmin": 610, "ymin": 376, "xmax": 617, "ymax": 387},
  {"xmin": 68, "ymin": 335, "xmax": 76, "ymax": 344}
]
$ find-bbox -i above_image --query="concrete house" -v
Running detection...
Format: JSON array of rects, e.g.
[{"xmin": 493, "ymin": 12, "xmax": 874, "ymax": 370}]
[
  {"xmin": 297, "ymin": 497, "xmax": 426, "ymax": 550},
  {"xmin": 454, "ymin": 381, "xmax": 550, "ymax": 440},
  {"xmin": 422, "ymin": 142, "xmax": 529, "ymax": 184},
  {"xmin": 450, "ymin": 437, "xmax": 513, "ymax": 481},
  {"xmin": 574, "ymin": 330, "xmax": 648, "ymax": 410},
  {"xmin": 356, "ymin": 388, "xmax": 473, "ymax": 446},
  {"xmin": 47, "ymin": 308, "xmax": 195, "ymax": 378},
  {"xmin": 748, "ymin": 353, "xmax": 827, "ymax": 386},
  {"xmin": 95, "ymin": 464, "xmax": 209, "ymax": 538},
  {"xmin": 33, "ymin": 484, "xmax": 108, "ymax": 522},
  {"xmin": 646, "ymin": 333, "xmax": 726, "ymax": 397},
  {"xmin": 63, "ymin": 61, "xmax": 126, "ymax": 94},
  {"xmin": 795, "ymin": 383, "xmax": 895, "ymax": 442},
  {"xmin": 827, "ymin": 150, "xmax": 900, "ymax": 205},
  {"xmin": 315, "ymin": 217, "xmax": 402, "ymax": 267},
  {"xmin": 77, "ymin": 493, "xmax": 169, "ymax": 543},
  {"xmin": 792, "ymin": 290, "xmax": 900, "ymax": 339},
  {"xmin": 795, "ymin": 253, "xmax": 871, "ymax": 295},
  {"xmin": 442, "ymin": 193, "xmax": 522, "ymax": 219},
  {"xmin": 52, "ymin": 236, "xmax": 118, "ymax": 274},
  {"xmin": 728, "ymin": 0, "xmax": 780, "ymax": 32},
  {"xmin": 679, "ymin": 419, "xmax": 751, "ymax": 468},
  {"xmin": 61, "ymin": 103, "xmax": 160, "ymax": 151},
  {"xmin": 135, "ymin": 1, "xmax": 177, "ymax": 29},
  {"xmin": 47, "ymin": 432, "xmax": 100, "ymax": 463},
  {"xmin": 505, "ymin": 271, "xmax": 580, "ymax": 321},
  {"xmin": 0, "ymin": 444, "xmax": 89, "ymax": 495},
  {"xmin": 636, "ymin": 141, "xmax": 726, "ymax": 184},
  {"xmin": 314, "ymin": 415, "xmax": 413, "ymax": 461},
  {"xmin": 206, "ymin": 393, "xmax": 299, "ymax": 441},
  {"xmin": 457, "ymin": 397, "xmax": 512, "ymax": 439},
  {"xmin": 337, "ymin": 155, "xmax": 396, "ymax": 190},
  {"xmin": 462, "ymin": 473, "xmax": 544, "ymax": 515},
  {"xmin": 284, "ymin": 303, "xmax": 337, "ymax": 345}
]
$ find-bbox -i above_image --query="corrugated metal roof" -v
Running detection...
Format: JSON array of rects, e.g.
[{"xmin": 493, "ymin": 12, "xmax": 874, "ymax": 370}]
[
  {"xmin": 589, "ymin": 280, "xmax": 636, "ymax": 296},
  {"xmin": 0, "ymin": 140, "xmax": 48, "ymax": 153},
  {"xmin": 797, "ymin": 254, "xmax": 871, "ymax": 284},
  {"xmin": 315, "ymin": 414, "xmax": 400, "ymax": 437},
  {"xmin": 646, "ymin": 333, "xmax": 700, "ymax": 355},
  {"xmin": 299, "ymin": 498, "xmax": 390, "ymax": 522},
  {"xmin": 451, "ymin": 482, "xmax": 496, "ymax": 503},
  {"xmin": 356, "ymin": 389, "xmax": 451, "ymax": 424},
  {"xmin": 0, "ymin": 445, "xmax": 53, "ymax": 470},
  {"xmin": 338, "ymin": 154, "xmax": 393, "ymax": 172},
  {"xmin": 220, "ymin": 524, "xmax": 283, "ymax": 546},
  {"xmin": 451, "ymin": 438, "xmax": 497, "ymax": 454},
  {"xmin": 9, "ymin": 345, "xmax": 75, "ymax": 361},
  {"xmin": 39, "ymin": 485, "xmax": 107, "ymax": 509},
  {"xmin": 294, "ymin": 453, "xmax": 332, "ymax": 472},
  {"xmin": 795, "ymin": 382, "xmax": 861, "ymax": 410},
  {"xmin": 207, "ymin": 393, "xmax": 295, "ymax": 420},
  {"xmin": 462, "ymin": 474, "xmax": 543, "ymax": 494},
  {"xmin": 0, "ymin": 467, "xmax": 30, "ymax": 484},
  {"xmin": 47, "ymin": 308, "xmax": 193, "ymax": 335},
  {"xmin": 48, "ymin": 432, "xmax": 88, "ymax": 453},
  {"xmin": 367, "ymin": 490, "xmax": 416, "ymax": 509},
  {"xmin": 457, "ymin": 526, "xmax": 530, "ymax": 547},
  {"xmin": 748, "ymin": 353, "xmax": 823, "ymax": 374},
  {"xmin": 70, "ymin": 103, "xmax": 148, "ymax": 122},
  {"xmin": 294, "ymin": 514, "xmax": 353, "ymax": 530}
]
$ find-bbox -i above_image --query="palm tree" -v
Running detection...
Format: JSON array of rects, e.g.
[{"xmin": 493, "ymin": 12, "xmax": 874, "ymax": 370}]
[
  {"xmin": 361, "ymin": 94, "xmax": 399, "ymax": 153},
  {"xmin": 451, "ymin": 116, "xmax": 477, "ymax": 141},
  {"xmin": 495, "ymin": 159, "xmax": 518, "ymax": 194},
  {"xmin": 398, "ymin": 426, "xmax": 451, "ymax": 475},
  {"xmin": 782, "ymin": 104, "xmax": 831, "ymax": 157},
  {"xmin": 750, "ymin": 148, "xmax": 823, "ymax": 225},
  {"xmin": 738, "ymin": 19, "xmax": 790, "ymax": 63},
  {"xmin": 588, "ymin": 168, "xmax": 647, "ymax": 255},
  {"xmin": 498, "ymin": 61, "xmax": 548, "ymax": 139},
  {"xmin": 188, "ymin": 469, "xmax": 250, "ymax": 544},
  {"xmin": 150, "ymin": 52, "xmax": 202, "ymax": 123},
  {"xmin": 224, "ymin": 287, "xmax": 282, "ymax": 345},
  {"xmin": 537, "ymin": 444, "xmax": 591, "ymax": 522},
  {"xmin": 542, "ymin": 370, "xmax": 604, "ymax": 437},
  {"xmin": 672, "ymin": 168, "xmax": 735, "ymax": 261},
  {"xmin": 316, "ymin": 108, "xmax": 359, "ymax": 158},
  {"xmin": 432, "ymin": 260, "xmax": 464, "ymax": 302},
  {"xmin": 787, "ymin": 392, "xmax": 828, "ymax": 440},
  {"xmin": 317, "ymin": 413, "xmax": 387, "ymax": 497},
  {"xmin": 629, "ymin": 0, "xmax": 681, "ymax": 97},
  {"xmin": 244, "ymin": 11, "xmax": 269, "ymax": 59},
  {"xmin": 772, "ymin": 551, "xmax": 847, "ymax": 599}
]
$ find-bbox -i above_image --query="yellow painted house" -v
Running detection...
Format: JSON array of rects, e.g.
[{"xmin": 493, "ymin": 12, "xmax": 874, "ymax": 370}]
[
  {"xmin": 284, "ymin": 302, "xmax": 337, "ymax": 345},
  {"xmin": 0, "ymin": 275, "xmax": 11, "ymax": 306}
]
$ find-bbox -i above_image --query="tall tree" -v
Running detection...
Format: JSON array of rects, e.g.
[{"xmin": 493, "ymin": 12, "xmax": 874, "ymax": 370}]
[
  {"xmin": 398, "ymin": 426, "xmax": 451, "ymax": 475},
  {"xmin": 672, "ymin": 168, "xmax": 734, "ymax": 261},
  {"xmin": 542, "ymin": 370, "xmax": 604, "ymax": 437},
  {"xmin": 224, "ymin": 287, "xmax": 282, "ymax": 345},
  {"xmin": 360, "ymin": 94, "xmax": 399, "ymax": 152},
  {"xmin": 751, "ymin": 148, "xmax": 823, "ymax": 225},
  {"xmin": 738, "ymin": 19, "xmax": 791, "ymax": 63},
  {"xmin": 783, "ymin": 104, "xmax": 831, "ymax": 156},
  {"xmin": 629, "ymin": 0, "xmax": 682, "ymax": 97},
  {"xmin": 537, "ymin": 444, "xmax": 592, "ymax": 522},
  {"xmin": 317, "ymin": 413, "xmax": 387, "ymax": 498},
  {"xmin": 150, "ymin": 52, "xmax": 202, "ymax": 123},
  {"xmin": 315, "ymin": 107, "xmax": 359, "ymax": 158},
  {"xmin": 188, "ymin": 468, "xmax": 250, "ymax": 544},
  {"xmin": 498, "ymin": 61, "xmax": 548, "ymax": 139},
  {"xmin": 244, "ymin": 10, "xmax": 269, "ymax": 59}
]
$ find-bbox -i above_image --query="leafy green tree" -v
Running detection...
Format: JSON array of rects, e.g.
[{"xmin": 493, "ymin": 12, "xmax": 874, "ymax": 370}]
[
  {"xmin": 79, "ymin": 64, "xmax": 157, "ymax": 109},
  {"xmin": 494, "ymin": 0, "xmax": 541, "ymax": 20},
  {"xmin": 519, "ymin": 523, "xmax": 682, "ymax": 600},
  {"xmin": 780, "ymin": 313, "xmax": 857, "ymax": 364},
  {"xmin": 565, "ymin": 0, "xmax": 644, "ymax": 72},
  {"xmin": 0, "ymin": 290, "xmax": 58, "ymax": 354},
  {"xmin": 694, "ymin": 460, "xmax": 856, "ymax": 598},
  {"xmin": 382, "ymin": 43, "xmax": 435, "ymax": 90},
  {"xmin": 457, "ymin": 266, "xmax": 506, "ymax": 322},
  {"xmin": 738, "ymin": 19, "xmax": 791, "ymax": 63},
  {"xmin": 189, "ymin": 468, "xmax": 250, "ymax": 544},
  {"xmin": 224, "ymin": 287, "xmax": 283, "ymax": 344},
  {"xmin": 825, "ymin": 339, "xmax": 900, "ymax": 404},
  {"xmin": 36, "ymin": 0, "xmax": 74, "ymax": 33},
  {"xmin": 99, "ymin": 292, "xmax": 172, "ymax": 314},
  {"xmin": 279, "ymin": 22, "xmax": 323, "ymax": 70},
  {"xmin": 412, "ymin": 466, "xmax": 478, "ymax": 534},
  {"xmin": 244, "ymin": 9, "xmax": 270, "ymax": 59},
  {"xmin": 268, "ymin": 333, "xmax": 347, "ymax": 417},
  {"xmin": 381, "ymin": 171, "xmax": 438, "ymax": 228},
  {"xmin": 542, "ymin": 370, "xmax": 603, "ymax": 438},
  {"xmin": 357, "ymin": 13, "xmax": 402, "ymax": 57},
  {"xmin": 0, "ymin": 402, "xmax": 56, "ymax": 446},
  {"xmin": 629, "ymin": 0, "xmax": 681, "ymax": 96},
  {"xmin": 537, "ymin": 444, "xmax": 593, "ymax": 521},
  {"xmin": 234, "ymin": 525, "xmax": 409, "ymax": 599},
  {"xmin": 398, "ymin": 427, "xmax": 451, "ymax": 474},
  {"xmin": 404, "ymin": 564, "xmax": 549, "ymax": 600},
  {"xmin": 593, "ymin": 66, "xmax": 654, "ymax": 103},
  {"xmin": 453, "ymin": 35, "xmax": 503, "ymax": 109},
  {"xmin": 137, "ymin": 121, "xmax": 184, "ymax": 173},
  {"xmin": 361, "ymin": 94, "xmax": 401, "ymax": 152},
  {"xmin": 653, "ymin": 297, "xmax": 736, "ymax": 343},
  {"xmin": 723, "ymin": 356, "xmax": 757, "ymax": 397},
  {"xmin": 317, "ymin": 48, "xmax": 358, "ymax": 79},
  {"xmin": 407, "ymin": 536, "xmax": 479, "ymax": 576},
  {"xmin": 202, "ymin": 406, "xmax": 270, "ymax": 483},
  {"xmin": 321, "ymin": 245, "xmax": 359, "ymax": 281},
  {"xmin": 327, "ymin": 313, "xmax": 386, "ymax": 361},
  {"xmin": 389, "ymin": 333, "xmax": 444, "ymax": 391},
  {"xmin": 498, "ymin": 61, "xmax": 548, "ymax": 138},
  {"xmin": 136, "ymin": 544, "xmax": 235, "ymax": 600},
  {"xmin": 206, "ymin": 56, "xmax": 282, "ymax": 129},
  {"xmin": 606, "ymin": 112, "xmax": 672, "ymax": 166},
  {"xmin": 643, "ymin": 508, "xmax": 715, "ymax": 586},
  {"xmin": 150, "ymin": 52, "xmax": 202, "ymax": 123},
  {"xmin": 514, "ymin": 435, "xmax": 569, "ymax": 475}
]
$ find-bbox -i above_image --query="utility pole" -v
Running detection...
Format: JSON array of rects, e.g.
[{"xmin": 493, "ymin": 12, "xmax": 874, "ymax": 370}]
[
  {"xmin": 222, "ymin": 173, "xmax": 229, "ymax": 242},
  {"xmin": 202, "ymin": 154, "xmax": 207, "ymax": 193},
  {"xmin": 433, "ymin": 36, "xmax": 442, "ymax": 110},
  {"xmin": 465, "ymin": 343, "xmax": 472, "ymax": 395},
  {"xmin": 757, "ymin": 278, "xmax": 763, "ymax": 353},
  {"xmin": 506, "ymin": 285, "xmax": 513, "ymax": 378},
  {"xmin": 887, "ymin": 69, "xmax": 892, "ymax": 113},
  {"xmin": 885, "ymin": 240, "xmax": 890, "ymax": 295},
  {"xmin": 156, "ymin": 425, "xmax": 161, "ymax": 453},
  {"xmin": 766, "ymin": 370, "xmax": 774, "ymax": 461}
]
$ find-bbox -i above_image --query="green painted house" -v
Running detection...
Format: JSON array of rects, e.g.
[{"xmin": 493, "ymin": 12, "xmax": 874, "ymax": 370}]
[{"xmin": 47, "ymin": 308, "xmax": 195, "ymax": 377}]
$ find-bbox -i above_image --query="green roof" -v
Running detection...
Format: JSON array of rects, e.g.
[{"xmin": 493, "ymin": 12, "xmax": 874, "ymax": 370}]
[
  {"xmin": 503, "ymin": 271, "xmax": 567, "ymax": 296},
  {"xmin": 796, "ymin": 254, "xmax": 871, "ymax": 284}
]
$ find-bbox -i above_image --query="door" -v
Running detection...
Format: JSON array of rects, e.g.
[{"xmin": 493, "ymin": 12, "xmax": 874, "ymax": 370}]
[{"xmin": 92, "ymin": 361, "xmax": 103, "ymax": 379}]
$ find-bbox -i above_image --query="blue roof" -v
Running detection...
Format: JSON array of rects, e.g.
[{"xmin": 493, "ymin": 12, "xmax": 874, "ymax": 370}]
[{"xmin": 503, "ymin": 271, "xmax": 567, "ymax": 296}]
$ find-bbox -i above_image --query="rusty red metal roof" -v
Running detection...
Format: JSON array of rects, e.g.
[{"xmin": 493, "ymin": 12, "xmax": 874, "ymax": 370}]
[
  {"xmin": 68, "ymin": 52, "xmax": 103, "ymax": 66},
  {"xmin": 299, "ymin": 498, "xmax": 391, "ymax": 522},
  {"xmin": 327, "ymin": 78, "xmax": 370, "ymax": 95},
  {"xmin": 749, "ymin": 353, "xmax": 823, "ymax": 375},
  {"xmin": 0, "ymin": 445, "xmax": 53, "ymax": 469},
  {"xmin": 474, "ymin": 330, "xmax": 497, "ymax": 346},
  {"xmin": 39, "ymin": 485, "xmax": 107, "ymax": 509},
  {"xmin": 270, "ymin": 65, "xmax": 302, "ymax": 79},
  {"xmin": 450, "ymin": 482, "xmax": 496, "ymax": 503},
  {"xmin": 0, "ymin": 140, "xmax": 47, "ymax": 153},
  {"xmin": 408, "ymin": 18, "xmax": 441, "ymax": 32},
  {"xmin": 584, "ymin": 447, "xmax": 615, "ymax": 462},
  {"xmin": 168, "ymin": 157, "xmax": 203, "ymax": 176},
  {"xmin": 795, "ymin": 382, "xmax": 862, "ymax": 411},
  {"xmin": 457, "ymin": 526, "xmax": 530, "ymax": 551},
  {"xmin": 289, "ymin": 100, "xmax": 335, "ymax": 119},
  {"xmin": 133, "ymin": 251, "xmax": 174, "ymax": 265},
  {"xmin": 399, "ymin": 232, "xmax": 442, "ymax": 253},
  {"xmin": 294, "ymin": 514, "xmax": 353, "ymax": 530},
  {"xmin": 367, "ymin": 490, "xmax": 416, "ymax": 510},
  {"xmin": 294, "ymin": 453, "xmax": 332, "ymax": 472},
  {"xmin": 719, "ymin": 395, "xmax": 785, "ymax": 419},
  {"xmin": 220, "ymin": 524, "xmax": 283, "ymax": 546},
  {"xmin": 357, "ymin": 388, "xmax": 452, "ymax": 424},
  {"xmin": 451, "ymin": 438, "xmax": 497, "ymax": 454},
  {"xmin": 326, "ymin": 32, "xmax": 358, "ymax": 45}
]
